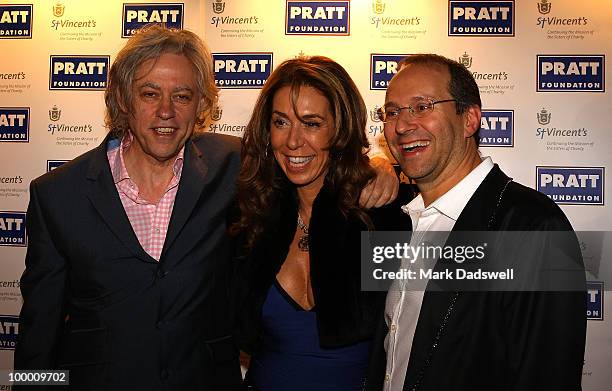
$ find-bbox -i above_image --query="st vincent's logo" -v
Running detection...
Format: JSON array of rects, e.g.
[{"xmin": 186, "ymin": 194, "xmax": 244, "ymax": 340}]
[
  {"xmin": 122, "ymin": 3, "xmax": 184, "ymax": 38},
  {"xmin": 537, "ymin": 107, "xmax": 551, "ymax": 125},
  {"xmin": 286, "ymin": 1, "xmax": 350, "ymax": 36},
  {"xmin": 372, "ymin": 0, "xmax": 385, "ymax": 15},
  {"xmin": 53, "ymin": 2, "xmax": 65, "ymax": 18},
  {"xmin": 0, "ymin": 4, "xmax": 33, "ymax": 39},
  {"xmin": 211, "ymin": 104, "xmax": 223, "ymax": 121},
  {"xmin": 537, "ymin": 0, "xmax": 551, "ymax": 15},
  {"xmin": 369, "ymin": 106, "xmax": 382, "ymax": 122},
  {"xmin": 448, "ymin": 1, "xmax": 514, "ymax": 37},
  {"xmin": 459, "ymin": 52, "xmax": 472, "ymax": 68},
  {"xmin": 213, "ymin": 0, "xmax": 226, "ymax": 14},
  {"xmin": 49, "ymin": 105, "xmax": 61, "ymax": 122}
]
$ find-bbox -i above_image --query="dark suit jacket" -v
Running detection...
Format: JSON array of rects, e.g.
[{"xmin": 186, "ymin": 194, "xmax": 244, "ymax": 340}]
[
  {"xmin": 14, "ymin": 133, "xmax": 242, "ymax": 391},
  {"xmin": 232, "ymin": 183, "xmax": 415, "ymax": 354},
  {"xmin": 367, "ymin": 165, "xmax": 586, "ymax": 391}
]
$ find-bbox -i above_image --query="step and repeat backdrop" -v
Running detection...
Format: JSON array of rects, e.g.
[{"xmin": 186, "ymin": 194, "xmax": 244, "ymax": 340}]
[{"xmin": 0, "ymin": 0, "xmax": 610, "ymax": 388}]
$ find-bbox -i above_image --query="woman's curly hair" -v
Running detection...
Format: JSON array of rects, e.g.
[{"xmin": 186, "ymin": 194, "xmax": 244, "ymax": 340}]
[{"xmin": 233, "ymin": 56, "xmax": 375, "ymax": 249}]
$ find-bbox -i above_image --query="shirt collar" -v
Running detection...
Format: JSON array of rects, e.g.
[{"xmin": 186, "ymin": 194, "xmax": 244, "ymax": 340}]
[
  {"xmin": 109, "ymin": 132, "xmax": 185, "ymax": 185},
  {"xmin": 402, "ymin": 156, "xmax": 494, "ymax": 222}
]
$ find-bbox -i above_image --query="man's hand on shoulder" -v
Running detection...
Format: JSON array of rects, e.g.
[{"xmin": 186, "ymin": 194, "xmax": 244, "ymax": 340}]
[{"xmin": 360, "ymin": 156, "xmax": 399, "ymax": 209}]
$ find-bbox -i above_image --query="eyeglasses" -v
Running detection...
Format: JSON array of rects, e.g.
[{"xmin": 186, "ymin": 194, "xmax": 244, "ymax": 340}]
[{"xmin": 376, "ymin": 98, "xmax": 456, "ymax": 123}]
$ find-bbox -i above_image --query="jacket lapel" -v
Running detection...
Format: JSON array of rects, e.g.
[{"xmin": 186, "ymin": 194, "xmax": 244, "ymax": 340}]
[
  {"xmin": 160, "ymin": 139, "xmax": 209, "ymax": 260},
  {"xmin": 85, "ymin": 135, "xmax": 154, "ymax": 263},
  {"xmin": 404, "ymin": 165, "xmax": 512, "ymax": 389}
]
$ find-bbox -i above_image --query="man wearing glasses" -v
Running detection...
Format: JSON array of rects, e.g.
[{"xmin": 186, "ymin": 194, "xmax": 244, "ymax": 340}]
[{"xmin": 367, "ymin": 54, "xmax": 586, "ymax": 391}]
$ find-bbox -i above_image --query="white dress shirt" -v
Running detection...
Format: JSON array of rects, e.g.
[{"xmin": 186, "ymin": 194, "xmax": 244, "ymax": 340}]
[{"xmin": 383, "ymin": 157, "xmax": 494, "ymax": 391}]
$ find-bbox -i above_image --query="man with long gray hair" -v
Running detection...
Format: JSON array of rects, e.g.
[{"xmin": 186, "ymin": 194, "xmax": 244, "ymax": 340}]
[{"xmin": 14, "ymin": 25, "xmax": 242, "ymax": 390}]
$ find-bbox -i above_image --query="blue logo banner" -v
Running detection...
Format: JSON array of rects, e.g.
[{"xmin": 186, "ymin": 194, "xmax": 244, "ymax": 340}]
[
  {"xmin": 286, "ymin": 1, "xmax": 350, "ymax": 35},
  {"xmin": 449, "ymin": 1, "xmax": 514, "ymax": 36},
  {"xmin": 122, "ymin": 3, "xmax": 184, "ymax": 38},
  {"xmin": 537, "ymin": 55, "xmax": 605, "ymax": 92},
  {"xmin": 213, "ymin": 53, "xmax": 272, "ymax": 89},
  {"xmin": 537, "ymin": 166, "xmax": 604, "ymax": 205}
]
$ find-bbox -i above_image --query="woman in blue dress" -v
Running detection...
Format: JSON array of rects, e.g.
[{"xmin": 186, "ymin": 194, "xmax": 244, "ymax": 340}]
[{"xmin": 232, "ymin": 56, "xmax": 412, "ymax": 391}]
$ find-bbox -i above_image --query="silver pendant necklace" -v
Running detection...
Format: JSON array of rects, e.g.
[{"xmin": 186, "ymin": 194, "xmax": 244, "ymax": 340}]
[{"xmin": 297, "ymin": 212, "xmax": 309, "ymax": 252}]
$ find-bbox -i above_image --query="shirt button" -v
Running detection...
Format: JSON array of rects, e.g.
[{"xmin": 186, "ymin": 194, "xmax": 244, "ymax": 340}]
[
  {"xmin": 390, "ymin": 324, "xmax": 397, "ymax": 332},
  {"xmin": 385, "ymin": 374, "xmax": 390, "ymax": 382}
]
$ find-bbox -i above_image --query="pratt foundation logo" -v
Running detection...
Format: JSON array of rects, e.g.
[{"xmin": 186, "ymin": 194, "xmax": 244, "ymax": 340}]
[
  {"xmin": 286, "ymin": 1, "xmax": 350, "ymax": 36},
  {"xmin": 49, "ymin": 105, "xmax": 61, "ymax": 122},
  {"xmin": 213, "ymin": 0, "xmax": 226, "ymax": 14},
  {"xmin": 0, "ymin": 315, "xmax": 19, "ymax": 350},
  {"xmin": 372, "ymin": 0, "xmax": 385, "ymax": 15},
  {"xmin": 459, "ymin": 52, "xmax": 472, "ymax": 68},
  {"xmin": 537, "ymin": 0, "xmax": 551, "ymax": 15},
  {"xmin": 479, "ymin": 110, "xmax": 513, "ymax": 147},
  {"xmin": 53, "ymin": 2, "xmax": 65, "ymax": 18},
  {"xmin": 47, "ymin": 160, "xmax": 68, "ymax": 172},
  {"xmin": 49, "ymin": 55, "xmax": 110, "ymax": 91},
  {"xmin": 0, "ymin": 4, "xmax": 33, "ymax": 39},
  {"xmin": 537, "ymin": 55, "xmax": 605, "ymax": 92},
  {"xmin": 537, "ymin": 166, "xmax": 604, "ymax": 205},
  {"xmin": 211, "ymin": 104, "xmax": 223, "ymax": 121},
  {"xmin": 370, "ymin": 54, "xmax": 410, "ymax": 90},
  {"xmin": 537, "ymin": 107, "xmax": 551, "ymax": 125},
  {"xmin": 213, "ymin": 52, "xmax": 272, "ymax": 89},
  {"xmin": 122, "ymin": 3, "xmax": 184, "ymax": 38},
  {"xmin": 0, "ymin": 211, "xmax": 26, "ymax": 247},
  {"xmin": 448, "ymin": 1, "xmax": 514, "ymax": 37},
  {"xmin": 0, "ymin": 107, "xmax": 29, "ymax": 142},
  {"xmin": 586, "ymin": 281, "xmax": 603, "ymax": 320}
]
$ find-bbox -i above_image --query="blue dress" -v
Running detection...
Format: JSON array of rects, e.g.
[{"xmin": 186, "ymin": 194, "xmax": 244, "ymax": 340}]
[{"xmin": 246, "ymin": 280, "xmax": 371, "ymax": 391}]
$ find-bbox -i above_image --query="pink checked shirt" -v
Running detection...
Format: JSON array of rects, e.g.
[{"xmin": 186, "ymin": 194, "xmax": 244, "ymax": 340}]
[{"xmin": 107, "ymin": 135, "xmax": 184, "ymax": 261}]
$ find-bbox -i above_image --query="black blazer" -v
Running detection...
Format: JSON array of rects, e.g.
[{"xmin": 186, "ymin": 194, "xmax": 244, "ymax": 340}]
[
  {"xmin": 15, "ymin": 133, "xmax": 242, "ymax": 391},
  {"xmin": 366, "ymin": 165, "xmax": 586, "ymax": 391},
  {"xmin": 232, "ymin": 183, "xmax": 415, "ymax": 354}
]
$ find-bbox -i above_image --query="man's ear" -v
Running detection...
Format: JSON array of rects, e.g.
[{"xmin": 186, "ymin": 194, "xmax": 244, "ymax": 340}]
[{"xmin": 463, "ymin": 105, "xmax": 481, "ymax": 138}]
